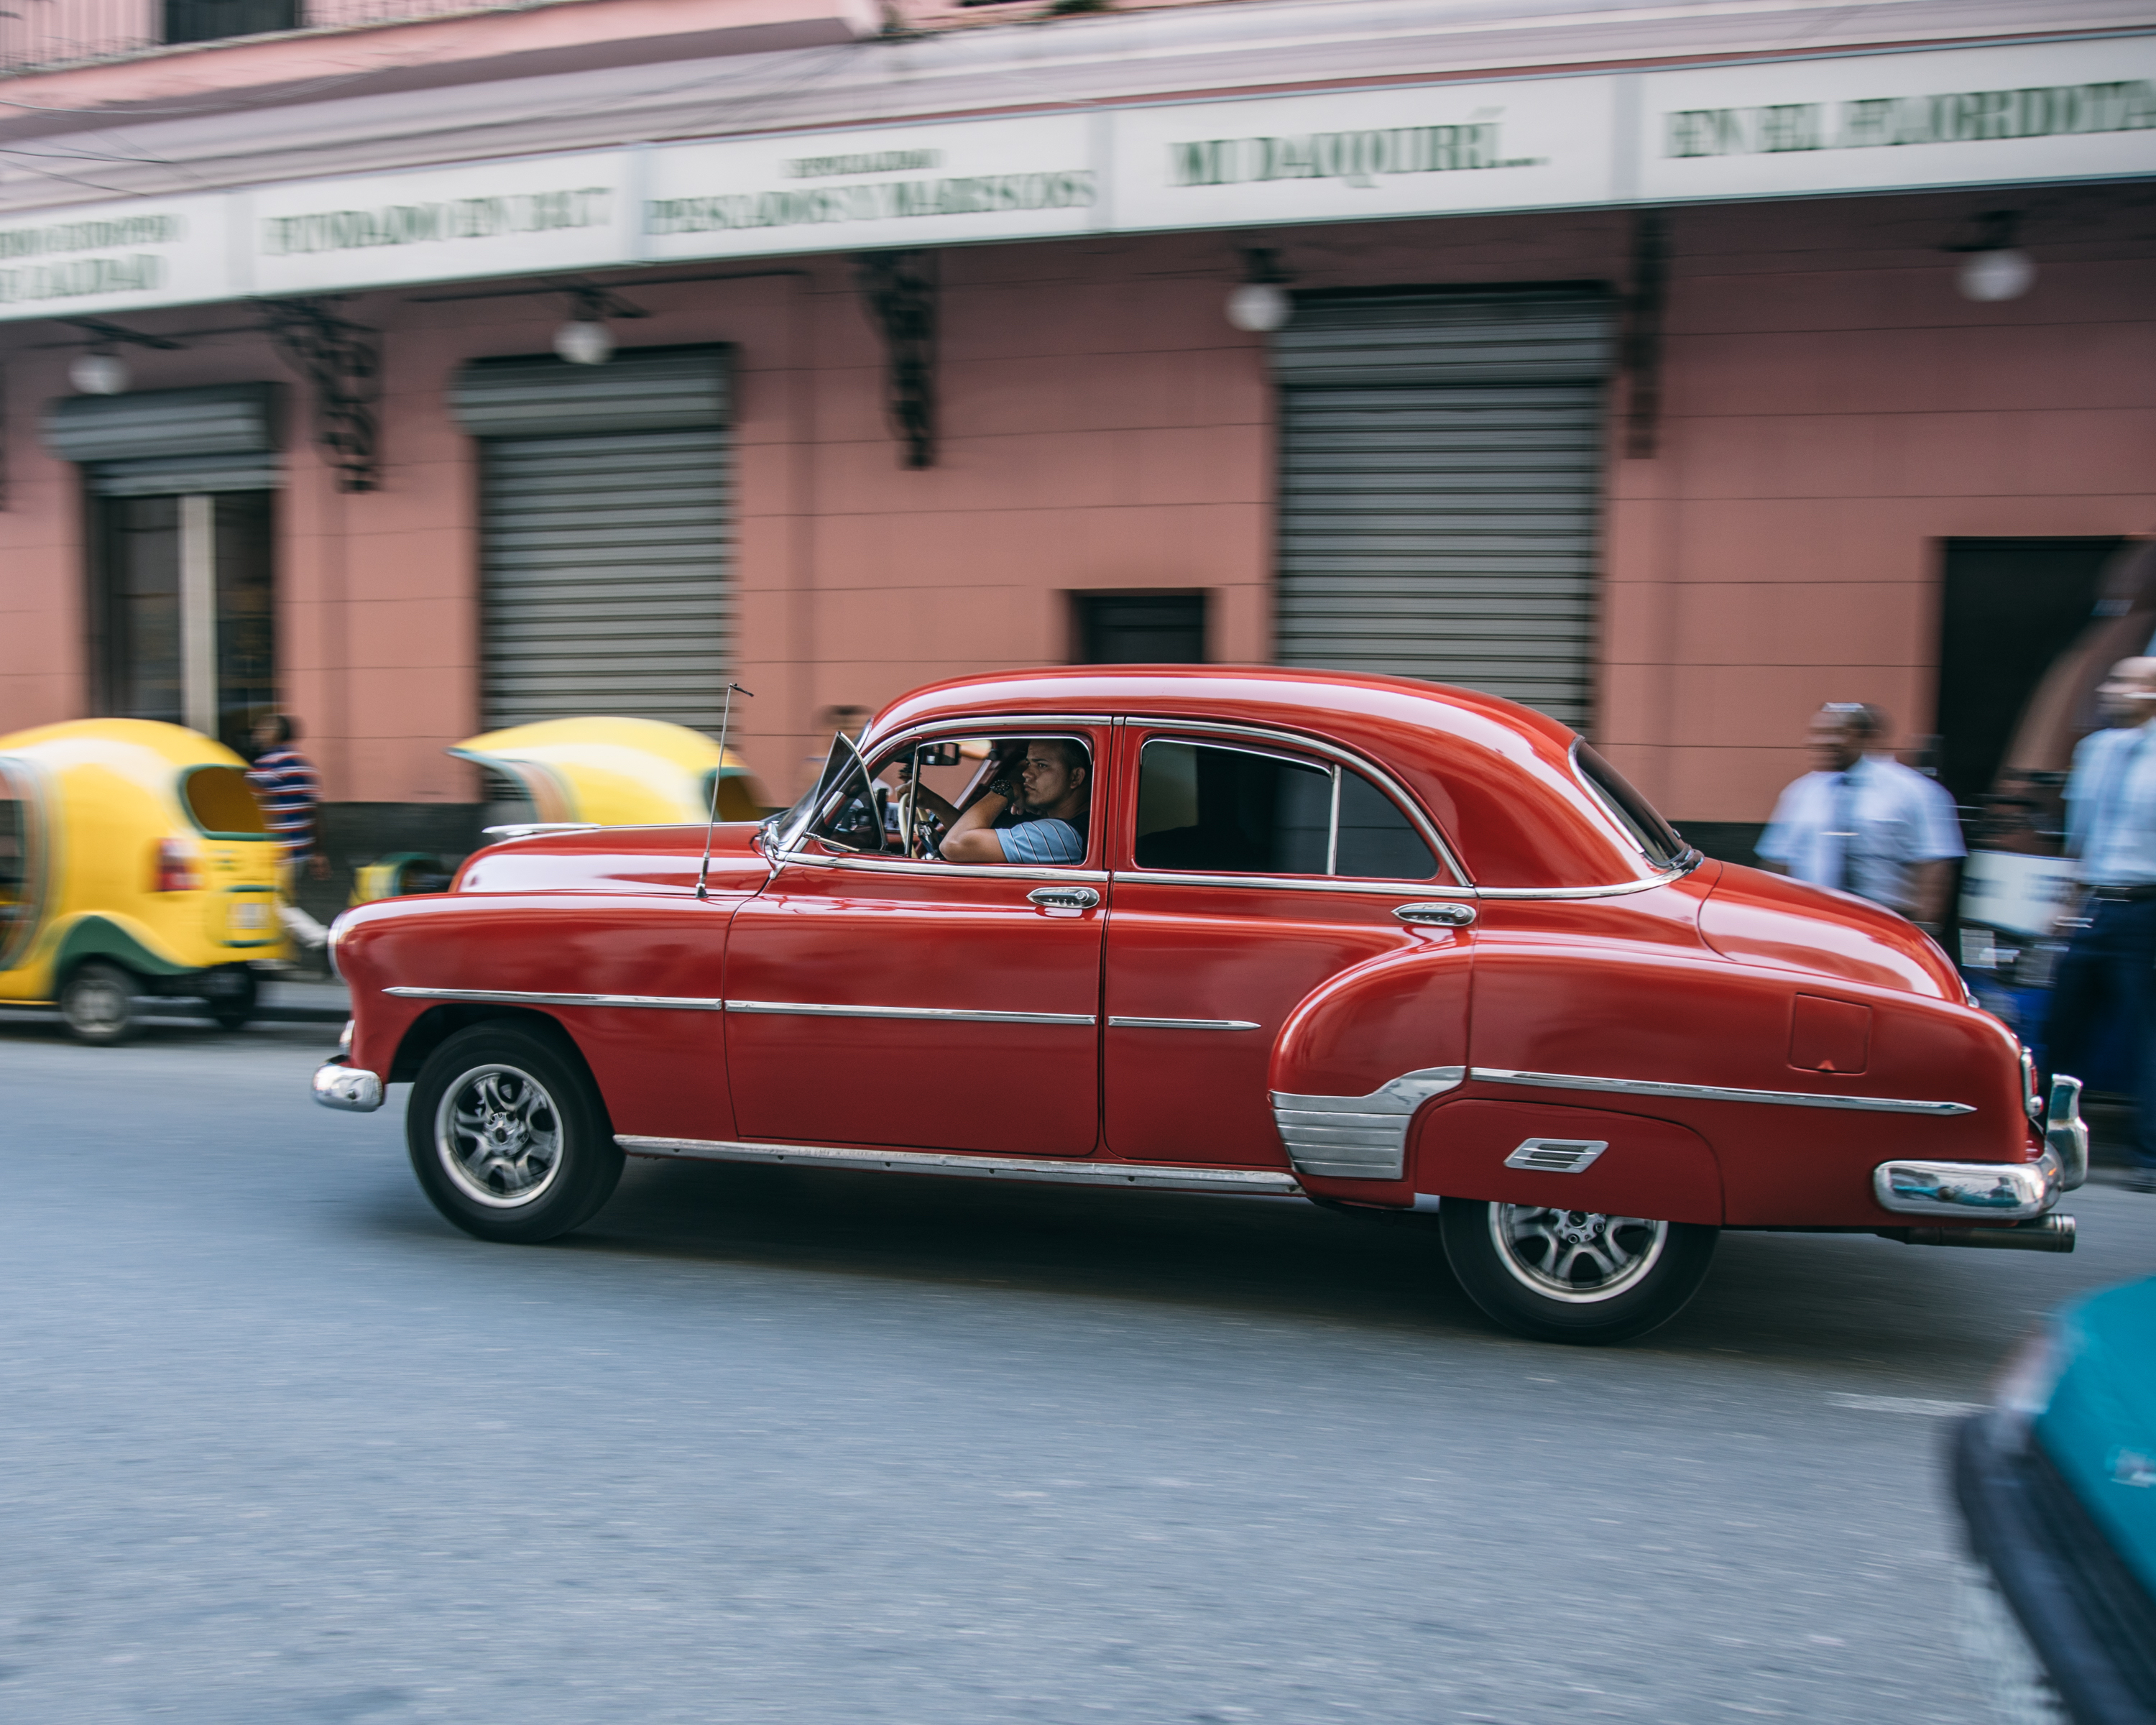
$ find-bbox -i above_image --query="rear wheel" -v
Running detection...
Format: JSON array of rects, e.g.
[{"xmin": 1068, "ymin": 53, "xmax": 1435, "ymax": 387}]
[
  {"xmin": 202, "ymin": 965, "xmax": 257, "ymax": 1031},
  {"xmin": 1439, "ymin": 1198, "xmax": 1718, "ymax": 1346},
  {"xmin": 406, "ymin": 1023, "xmax": 623, "ymax": 1244},
  {"xmin": 59, "ymin": 961, "xmax": 137, "ymax": 1046}
]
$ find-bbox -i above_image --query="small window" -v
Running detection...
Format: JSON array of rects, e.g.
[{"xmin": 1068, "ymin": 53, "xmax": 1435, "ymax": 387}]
[
  {"xmin": 1073, "ymin": 592, "xmax": 1207, "ymax": 663},
  {"xmin": 1573, "ymin": 745, "xmax": 1692, "ymax": 871},
  {"xmin": 1133, "ymin": 739, "xmax": 1437, "ymax": 880},
  {"xmin": 183, "ymin": 765, "xmax": 270, "ymax": 837}
]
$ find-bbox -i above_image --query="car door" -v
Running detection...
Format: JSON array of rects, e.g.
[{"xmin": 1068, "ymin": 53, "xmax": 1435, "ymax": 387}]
[
  {"xmin": 724, "ymin": 722, "xmax": 1111, "ymax": 1156},
  {"xmin": 1101, "ymin": 722, "xmax": 1473, "ymax": 1166}
]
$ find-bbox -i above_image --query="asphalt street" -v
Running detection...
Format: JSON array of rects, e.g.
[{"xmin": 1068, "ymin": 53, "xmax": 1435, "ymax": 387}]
[{"xmin": 4, "ymin": 1015, "xmax": 2152, "ymax": 1724}]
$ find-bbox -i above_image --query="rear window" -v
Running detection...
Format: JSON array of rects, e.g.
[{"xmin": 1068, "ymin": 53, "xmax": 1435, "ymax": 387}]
[
  {"xmin": 183, "ymin": 766, "xmax": 270, "ymax": 837},
  {"xmin": 1134, "ymin": 739, "xmax": 1440, "ymax": 880},
  {"xmin": 1573, "ymin": 745, "xmax": 1692, "ymax": 871}
]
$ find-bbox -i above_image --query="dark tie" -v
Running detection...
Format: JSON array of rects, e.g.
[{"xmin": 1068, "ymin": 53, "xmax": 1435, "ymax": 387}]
[{"xmin": 1823, "ymin": 771, "xmax": 1854, "ymax": 891}]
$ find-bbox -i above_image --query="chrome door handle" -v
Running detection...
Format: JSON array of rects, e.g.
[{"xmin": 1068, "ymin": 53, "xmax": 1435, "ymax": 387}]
[
  {"xmin": 1028, "ymin": 886, "xmax": 1100, "ymax": 911},
  {"xmin": 1394, "ymin": 901, "xmax": 1475, "ymax": 927}
]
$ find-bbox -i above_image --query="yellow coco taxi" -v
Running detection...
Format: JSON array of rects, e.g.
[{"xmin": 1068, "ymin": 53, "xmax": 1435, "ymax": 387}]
[
  {"xmin": 0, "ymin": 719, "xmax": 287, "ymax": 1042},
  {"xmin": 450, "ymin": 715, "xmax": 768, "ymax": 829},
  {"xmin": 349, "ymin": 719, "xmax": 773, "ymax": 906}
]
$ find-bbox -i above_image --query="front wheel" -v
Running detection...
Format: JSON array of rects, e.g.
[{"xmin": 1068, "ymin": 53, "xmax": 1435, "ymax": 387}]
[
  {"xmin": 1438, "ymin": 1199, "xmax": 1718, "ymax": 1346},
  {"xmin": 59, "ymin": 961, "xmax": 137, "ymax": 1046},
  {"xmin": 406, "ymin": 1023, "xmax": 624, "ymax": 1244}
]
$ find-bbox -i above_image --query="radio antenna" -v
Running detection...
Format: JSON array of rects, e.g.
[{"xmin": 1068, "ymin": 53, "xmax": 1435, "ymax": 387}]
[{"xmin": 696, "ymin": 681, "xmax": 753, "ymax": 901}]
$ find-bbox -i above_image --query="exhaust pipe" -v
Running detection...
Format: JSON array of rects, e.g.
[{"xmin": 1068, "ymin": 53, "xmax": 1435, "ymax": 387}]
[{"xmin": 1880, "ymin": 1215, "xmax": 2076, "ymax": 1253}]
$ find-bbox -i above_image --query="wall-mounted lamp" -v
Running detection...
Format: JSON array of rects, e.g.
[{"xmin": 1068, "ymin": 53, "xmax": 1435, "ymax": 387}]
[
  {"xmin": 1947, "ymin": 210, "xmax": 2037, "ymax": 303},
  {"xmin": 551, "ymin": 285, "xmax": 646, "ymax": 364},
  {"xmin": 553, "ymin": 312, "xmax": 614, "ymax": 366},
  {"xmin": 1225, "ymin": 247, "xmax": 1292, "ymax": 334},
  {"xmin": 69, "ymin": 349, "xmax": 131, "ymax": 395}
]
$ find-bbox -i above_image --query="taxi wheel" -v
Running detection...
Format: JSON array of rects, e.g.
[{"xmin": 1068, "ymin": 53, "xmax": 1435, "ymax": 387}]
[
  {"xmin": 1438, "ymin": 1198, "xmax": 1718, "ymax": 1346},
  {"xmin": 203, "ymin": 966, "xmax": 257, "ymax": 1032},
  {"xmin": 406, "ymin": 1022, "xmax": 624, "ymax": 1246},
  {"xmin": 59, "ymin": 961, "xmax": 137, "ymax": 1046}
]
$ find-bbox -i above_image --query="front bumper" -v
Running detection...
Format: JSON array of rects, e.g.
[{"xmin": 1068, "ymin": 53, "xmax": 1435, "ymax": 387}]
[
  {"xmin": 1874, "ymin": 1075, "xmax": 2086, "ymax": 1221},
  {"xmin": 313, "ymin": 1059, "xmax": 384, "ymax": 1113}
]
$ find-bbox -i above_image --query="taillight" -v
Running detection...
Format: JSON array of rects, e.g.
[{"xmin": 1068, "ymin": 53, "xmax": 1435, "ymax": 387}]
[{"xmin": 152, "ymin": 839, "xmax": 202, "ymax": 893}]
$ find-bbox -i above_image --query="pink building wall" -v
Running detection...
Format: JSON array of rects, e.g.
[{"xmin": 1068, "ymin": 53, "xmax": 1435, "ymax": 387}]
[{"xmin": 3, "ymin": 188, "xmax": 2152, "ymax": 827}]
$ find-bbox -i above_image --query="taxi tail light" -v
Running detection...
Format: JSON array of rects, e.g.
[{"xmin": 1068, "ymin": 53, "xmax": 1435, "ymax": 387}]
[{"xmin": 152, "ymin": 839, "xmax": 202, "ymax": 893}]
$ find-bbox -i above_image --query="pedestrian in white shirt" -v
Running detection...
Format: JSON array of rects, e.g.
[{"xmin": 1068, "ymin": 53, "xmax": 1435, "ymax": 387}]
[
  {"xmin": 2045, "ymin": 656, "xmax": 2156, "ymax": 1194},
  {"xmin": 1756, "ymin": 702, "xmax": 1965, "ymax": 933}
]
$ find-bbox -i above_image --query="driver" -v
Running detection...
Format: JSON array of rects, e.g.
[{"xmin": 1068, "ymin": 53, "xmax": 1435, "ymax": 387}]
[{"xmin": 903, "ymin": 739, "xmax": 1089, "ymax": 865}]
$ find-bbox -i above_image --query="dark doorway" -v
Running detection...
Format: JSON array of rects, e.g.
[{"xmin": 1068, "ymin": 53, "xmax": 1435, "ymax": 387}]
[
  {"xmin": 1936, "ymin": 538, "xmax": 2123, "ymax": 806},
  {"xmin": 164, "ymin": 0, "xmax": 298, "ymax": 44},
  {"xmin": 91, "ymin": 490, "xmax": 276, "ymax": 752},
  {"xmin": 1072, "ymin": 592, "xmax": 1207, "ymax": 664}
]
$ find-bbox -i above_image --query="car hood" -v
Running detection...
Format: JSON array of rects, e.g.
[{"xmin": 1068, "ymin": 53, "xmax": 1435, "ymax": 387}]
[
  {"xmin": 2039, "ymin": 1277, "xmax": 2156, "ymax": 1600},
  {"xmin": 1697, "ymin": 863, "xmax": 1961, "ymax": 1000}
]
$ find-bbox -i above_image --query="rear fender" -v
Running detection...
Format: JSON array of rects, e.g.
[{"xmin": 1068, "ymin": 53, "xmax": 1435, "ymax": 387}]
[{"xmin": 1411, "ymin": 1098, "xmax": 1723, "ymax": 1225}]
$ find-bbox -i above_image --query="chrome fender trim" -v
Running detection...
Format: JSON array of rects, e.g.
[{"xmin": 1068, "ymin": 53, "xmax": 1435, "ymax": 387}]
[
  {"xmin": 1473, "ymin": 1067, "xmax": 1976, "ymax": 1116},
  {"xmin": 313, "ymin": 1060, "xmax": 384, "ymax": 1113},
  {"xmin": 617, "ymin": 1136, "xmax": 1302, "ymax": 1195},
  {"xmin": 1268, "ymin": 1066, "xmax": 1467, "ymax": 1181}
]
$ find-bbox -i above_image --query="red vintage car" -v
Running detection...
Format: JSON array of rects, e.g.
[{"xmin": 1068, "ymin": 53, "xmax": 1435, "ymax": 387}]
[{"xmin": 315, "ymin": 668, "xmax": 2089, "ymax": 1344}]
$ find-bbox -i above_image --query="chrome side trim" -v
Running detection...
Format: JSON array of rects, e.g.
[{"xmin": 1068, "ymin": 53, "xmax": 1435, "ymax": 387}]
[
  {"xmin": 780, "ymin": 849, "xmax": 1109, "ymax": 886},
  {"xmin": 384, "ymin": 986, "xmax": 725, "ymax": 1011},
  {"xmin": 1471, "ymin": 1067, "xmax": 1976, "ymax": 1116},
  {"xmin": 1873, "ymin": 1156, "xmax": 2058, "ymax": 1221},
  {"xmin": 1472, "ymin": 864, "xmax": 1697, "ymax": 901},
  {"xmin": 480, "ymin": 822, "xmax": 603, "ymax": 841},
  {"xmin": 312, "ymin": 1060, "xmax": 384, "ymax": 1113},
  {"xmin": 1107, "ymin": 1016, "xmax": 1261, "ymax": 1031},
  {"xmin": 726, "ymin": 999, "xmax": 1096, "ymax": 1026},
  {"xmin": 1112, "ymin": 870, "xmax": 1473, "ymax": 900},
  {"xmin": 617, "ymin": 1135, "xmax": 1302, "ymax": 1195},
  {"xmin": 1268, "ymin": 1065, "xmax": 1467, "ymax": 1180}
]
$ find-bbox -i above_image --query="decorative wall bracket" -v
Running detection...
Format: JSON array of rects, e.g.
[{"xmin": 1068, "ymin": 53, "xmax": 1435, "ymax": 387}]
[
  {"xmin": 1622, "ymin": 210, "xmax": 1669, "ymax": 460},
  {"xmin": 259, "ymin": 297, "xmax": 382, "ymax": 492},
  {"xmin": 856, "ymin": 249, "xmax": 937, "ymax": 469}
]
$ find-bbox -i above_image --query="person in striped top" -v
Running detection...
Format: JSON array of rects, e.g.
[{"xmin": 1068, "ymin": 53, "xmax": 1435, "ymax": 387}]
[{"xmin": 249, "ymin": 712, "xmax": 331, "ymax": 949}]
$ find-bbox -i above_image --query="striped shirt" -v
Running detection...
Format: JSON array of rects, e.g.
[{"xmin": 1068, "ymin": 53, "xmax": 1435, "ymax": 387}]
[
  {"xmin": 247, "ymin": 745, "xmax": 321, "ymax": 862},
  {"xmin": 993, "ymin": 817, "xmax": 1085, "ymax": 865}
]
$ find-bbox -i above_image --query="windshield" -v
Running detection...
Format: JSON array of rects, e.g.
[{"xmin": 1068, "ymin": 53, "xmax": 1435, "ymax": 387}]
[{"xmin": 1572, "ymin": 743, "xmax": 1695, "ymax": 872}]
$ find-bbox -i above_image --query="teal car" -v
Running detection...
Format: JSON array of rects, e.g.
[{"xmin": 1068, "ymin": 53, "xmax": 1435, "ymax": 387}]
[{"xmin": 1955, "ymin": 1276, "xmax": 2156, "ymax": 1724}]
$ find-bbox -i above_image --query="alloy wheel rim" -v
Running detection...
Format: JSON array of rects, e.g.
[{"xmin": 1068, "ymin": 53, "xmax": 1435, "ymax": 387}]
[
  {"xmin": 1487, "ymin": 1205, "xmax": 1668, "ymax": 1304},
  {"xmin": 436, "ymin": 1064, "xmax": 564, "ymax": 1209}
]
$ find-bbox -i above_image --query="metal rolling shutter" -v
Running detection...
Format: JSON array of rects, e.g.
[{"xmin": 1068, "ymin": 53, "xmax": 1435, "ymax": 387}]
[
  {"xmin": 451, "ymin": 349, "xmax": 732, "ymax": 731},
  {"xmin": 1272, "ymin": 290, "xmax": 1615, "ymax": 732}
]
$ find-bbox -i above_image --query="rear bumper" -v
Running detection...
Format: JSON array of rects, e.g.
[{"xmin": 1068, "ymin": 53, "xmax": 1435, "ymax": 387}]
[
  {"xmin": 313, "ymin": 1059, "xmax": 384, "ymax": 1113},
  {"xmin": 1874, "ymin": 1075, "xmax": 2084, "ymax": 1221},
  {"xmin": 1874, "ymin": 1153, "xmax": 2061, "ymax": 1220}
]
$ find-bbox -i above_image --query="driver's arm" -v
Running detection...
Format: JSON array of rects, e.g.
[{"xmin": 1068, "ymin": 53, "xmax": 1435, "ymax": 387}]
[{"xmin": 939, "ymin": 788, "xmax": 1011, "ymax": 863}]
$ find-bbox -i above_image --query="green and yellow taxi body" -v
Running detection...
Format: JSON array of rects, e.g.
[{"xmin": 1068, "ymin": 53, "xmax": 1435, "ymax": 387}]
[
  {"xmin": 449, "ymin": 715, "xmax": 767, "ymax": 827},
  {"xmin": 0, "ymin": 719, "xmax": 287, "ymax": 1026}
]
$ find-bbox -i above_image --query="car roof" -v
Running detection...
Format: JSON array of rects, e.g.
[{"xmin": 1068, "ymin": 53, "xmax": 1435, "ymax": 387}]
[{"xmin": 867, "ymin": 666, "xmax": 1663, "ymax": 891}]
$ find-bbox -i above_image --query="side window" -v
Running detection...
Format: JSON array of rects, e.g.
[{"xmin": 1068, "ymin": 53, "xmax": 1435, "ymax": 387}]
[
  {"xmin": 0, "ymin": 762, "xmax": 36, "ymax": 967},
  {"xmin": 1335, "ymin": 769, "xmax": 1438, "ymax": 880},
  {"xmin": 1134, "ymin": 740, "xmax": 1439, "ymax": 880}
]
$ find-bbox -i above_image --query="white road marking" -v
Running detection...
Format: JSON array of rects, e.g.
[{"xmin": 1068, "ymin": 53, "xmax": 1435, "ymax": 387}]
[{"xmin": 1828, "ymin": 1392, "xmax": 1982, "ymax": 1417}]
